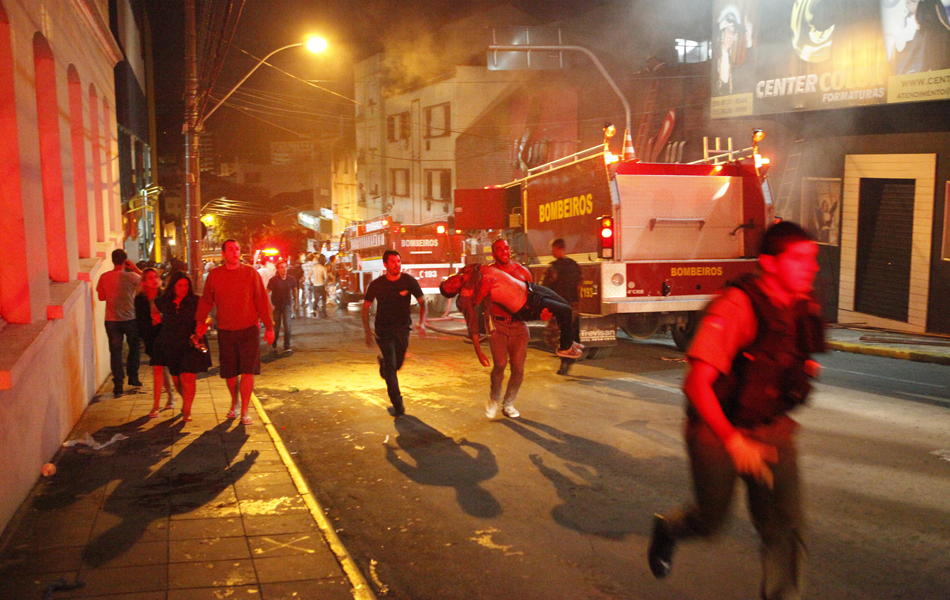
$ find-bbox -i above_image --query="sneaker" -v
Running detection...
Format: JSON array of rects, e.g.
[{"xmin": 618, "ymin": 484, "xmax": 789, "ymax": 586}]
[
  {"xmin": 226, "ymin": 408, "xmax": 239, "ymax": 419},
  {"xmin": 283, "ymin": 347, "xmax": 293, "ymax": 354},
  {"xmin": 113, "ymin": 385, "xmax": 124, "ymax": 397},
  {"xmin": 556, "ymin": 346, "xmax": 583, "ymax": 359},
  {"xmin": 502, "ymin": 405, "xmax": 520, "ymax": 418},
  {"xmin": 128, "ymin": 379, "xmax": 143, "ymax": 387},
  {"xmin": 648, "ymin": 514, "xmax": 676, "ymax": 579},
  {"xmin": 485, "ymin": 398, "xmax": 500, "ymax": 419}
]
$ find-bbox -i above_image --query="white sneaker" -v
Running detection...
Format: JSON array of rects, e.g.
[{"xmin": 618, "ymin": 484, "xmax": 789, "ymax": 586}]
[
  {"xmin": 503, "ymin": 405, "xmax": 520, "ymax": 418},
  {"xmin": 485, "ymin": 398, "xmax": 500, "ymax": 419}
]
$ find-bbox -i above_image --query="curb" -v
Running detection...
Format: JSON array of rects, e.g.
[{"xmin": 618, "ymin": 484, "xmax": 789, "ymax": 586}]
[
  {"xmin": 826, "ymin": 341, "xmax": 950, "ymax": 366},
  {"xmin": 251, "ymin": 392, "xmax": 378, "ymax": 600}
]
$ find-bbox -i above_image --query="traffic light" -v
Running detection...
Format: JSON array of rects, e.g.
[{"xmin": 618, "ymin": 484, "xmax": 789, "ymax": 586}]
[{"xmin": 598, "ymin": 216, "xmax": 614, "ymax": 259}]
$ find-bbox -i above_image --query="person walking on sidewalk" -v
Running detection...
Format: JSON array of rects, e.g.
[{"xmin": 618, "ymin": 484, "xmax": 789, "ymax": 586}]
[
  {"xmin": 362, "ymin": 250, "xmax": 427, "ymax": 417},
  {"xmin": 647, "ymin": 221, "xmax": 825, "ymax": 600},
  {"xmin": 135, "ymin": 268, "xmax": 176, "ymax": 417},
  {"xmin": 154, "ymin": 272, "xmax": 212, "ymax": 422},
  {"xmin": 267, "ymin": 259, "xmax": 297, "ymax": 354},
  {"xmin": 300, "ymin": 252, "xmax": 314, "ymax": 316},
  {"xmin": 97, "ymin": 249, "xmax": 143, "ymax": 396},
  {"xmin": 541, "ymin": 238, "xmax": 582, "ymax": 375},
  {"xmin": 195, "ymin": 240, "xmax": 275, "ymax": 425}
]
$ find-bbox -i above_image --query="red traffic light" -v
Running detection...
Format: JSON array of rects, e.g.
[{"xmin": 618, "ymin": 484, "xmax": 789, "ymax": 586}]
[{"xmin": 598, "ymin": 215, "xmax": 614, "ymax": 259}]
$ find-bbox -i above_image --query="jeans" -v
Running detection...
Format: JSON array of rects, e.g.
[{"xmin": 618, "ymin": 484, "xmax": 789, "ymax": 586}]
[
  {"xmin": 376, "ymin": 327, "xmax": 409, "ymax": 412},
  {"xmin": 488, "ymin": 319, "xmax": 529, "ymax": 406},
  {"xmin": 105, "ymin": 320, "xmax": 140, "ymax": 386},
  {"xmin": 272, "ymin": 303, "xmax": 293, "ymax": 349},
  {"xmin": 514, "ymin": 283, "xmax": 574, "ymax": 351},
  {"xmin": 662, "ymin": 416, "xmax": 804, "ymax": 600},
  {"xmin": 302, "ymin": 281, "xmax": 312, "ymax": 313}
]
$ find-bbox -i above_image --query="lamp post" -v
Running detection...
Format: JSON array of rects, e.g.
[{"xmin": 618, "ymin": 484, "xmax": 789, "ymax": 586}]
[{"xmin": 182, "ymin": 30, "xmax": 327, "ymax": 283}]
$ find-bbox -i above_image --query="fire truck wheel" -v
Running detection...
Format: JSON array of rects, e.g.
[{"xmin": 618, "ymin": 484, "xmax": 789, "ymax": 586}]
[
  {"xmin": 427, "ymin": 294, "xmax": 448, "ymax": 316},
  {"xmin": 670, "ymin": 311, "xmax": 700, "ymax": 351},
  {"xmin": 586, "ymin": 346, "xmax": 614, "ymax": 360},
  {"xmin": 621, "ymin": 313, "xmax": 661, "ymax": 339}
]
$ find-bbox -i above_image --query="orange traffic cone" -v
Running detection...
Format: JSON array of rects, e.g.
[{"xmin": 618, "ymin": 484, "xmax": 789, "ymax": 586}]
[{"xmin": 622, "ymin": 129, "xmax": 636, "ymax": 161}]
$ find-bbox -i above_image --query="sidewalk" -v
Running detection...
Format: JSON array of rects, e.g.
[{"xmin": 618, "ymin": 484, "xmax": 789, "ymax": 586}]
[
  {"xmin": 0, "ymin": 370, "xmax": 375, "ymax": 600},
  {"xmin": 826, "ymin": 325, "xmax": 950, "ymax": 366}
]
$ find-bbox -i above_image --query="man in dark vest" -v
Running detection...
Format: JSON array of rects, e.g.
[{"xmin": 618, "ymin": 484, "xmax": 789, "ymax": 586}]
[{"xmin": 648, "ymin": 221, "xmax": 824, "ymax": 600}]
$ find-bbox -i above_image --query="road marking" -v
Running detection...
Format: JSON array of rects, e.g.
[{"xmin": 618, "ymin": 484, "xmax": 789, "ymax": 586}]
[
  {"xmin": 823, "ymin": 367, "xmax": 944, "ymax": 388},
  {"xmin": 252, "ymin": 392, "xmax": 377, "ymax": 600}
]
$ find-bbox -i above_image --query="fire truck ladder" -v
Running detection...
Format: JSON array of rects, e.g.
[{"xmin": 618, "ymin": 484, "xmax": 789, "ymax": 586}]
[
  {"xmin": 775, "ymin": 140, "xmax": 804, "ymax": 211},
  {"xmin": 634, "ymin": 78, "xmax": 660, "ymax": 159}
]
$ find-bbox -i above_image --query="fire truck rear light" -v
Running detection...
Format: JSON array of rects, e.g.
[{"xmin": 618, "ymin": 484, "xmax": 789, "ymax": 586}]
[
  {"xmin": 601, "ymin": 229, "xmax": 613, "ymax": 239},
  {"xmin": 437, "ymin": 225, "xmax": 446, "ymax": 234}
]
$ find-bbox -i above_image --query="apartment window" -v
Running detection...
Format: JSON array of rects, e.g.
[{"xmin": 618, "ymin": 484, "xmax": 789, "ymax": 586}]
[
  {"xmin": 387, "ymin": 111, "xmax": 410, "ymax": 142},
  {"xmin": 390, "ymin": 169, "xmax": 410, "ymax": 197},
  {"xmin": 675, "ymin": 38, "xmax": 710, "ymax": 63},
  {"xmin": 424, "ymin": 103, "xmax": 450, "ymax": 138},
  {"xmin": 424, "ymin": 169, "xmax": 452, "ymax": 200}
]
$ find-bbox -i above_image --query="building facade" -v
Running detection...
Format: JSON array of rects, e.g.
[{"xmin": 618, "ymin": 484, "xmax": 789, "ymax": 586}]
[{"xmin": 0, "ymin": 0, "xmax": 141, "ymax": 533}]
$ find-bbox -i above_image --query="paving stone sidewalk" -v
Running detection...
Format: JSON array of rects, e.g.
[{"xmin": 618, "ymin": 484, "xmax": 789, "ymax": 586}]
[{"xmin": 0, "ymin": 374, "xmax": 370, "ymax": 600}]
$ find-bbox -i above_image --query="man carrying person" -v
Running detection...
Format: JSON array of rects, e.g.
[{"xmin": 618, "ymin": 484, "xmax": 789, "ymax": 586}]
[
  {"xmin": 195, "ymin": 240, "xmax": 275, "ymax": 425},
  {"xmin": 267, "ymin": 259, "xmax": 297, "ymax": 354},
  {"xmin": 648, "ymin": 221, "xmax": 825, "ymax": 600},
  {"xmin": 541, "ymin": 238, "xmax": 583, "ymax": 375},
  {"xmin": 97, "ymin": 249, "xmax": 144, "ymax": 396},
  {"xmin": 362, "ymin": 250, "xmax": 427, "ymax": 417},
  {"xmin": 441, "ymin": 264, "xmax": 582, "ymax": 365}
]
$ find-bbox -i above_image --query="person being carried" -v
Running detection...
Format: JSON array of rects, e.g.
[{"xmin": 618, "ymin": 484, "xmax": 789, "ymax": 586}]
[{"xmin": 441, "ymin": 263, "xmax": 583, "ymax": 366}]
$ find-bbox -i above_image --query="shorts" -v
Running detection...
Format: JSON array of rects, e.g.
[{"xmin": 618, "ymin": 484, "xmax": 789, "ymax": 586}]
[{"xmin": 217, "ymin": 326, "xmax": 261, "ymax": 379}]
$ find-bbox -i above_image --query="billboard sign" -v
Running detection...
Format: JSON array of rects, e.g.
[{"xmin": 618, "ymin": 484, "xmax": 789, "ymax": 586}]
[{"xmin": 711, "ymin": 0, "xmax": 950, "ymax": 118}]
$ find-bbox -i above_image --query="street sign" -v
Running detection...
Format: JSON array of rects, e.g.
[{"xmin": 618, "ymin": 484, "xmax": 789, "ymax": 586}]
[{"xmin": 487, "ymin": 27, "xmax": 568, "ymax": 70}]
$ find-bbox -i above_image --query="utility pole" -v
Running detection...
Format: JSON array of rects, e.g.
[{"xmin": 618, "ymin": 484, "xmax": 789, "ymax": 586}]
[{"xmin": 183, "ymin": 0, "xmax": 201, "ymax": 283}]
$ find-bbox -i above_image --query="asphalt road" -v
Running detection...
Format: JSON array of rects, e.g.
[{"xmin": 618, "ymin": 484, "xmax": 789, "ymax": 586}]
[{"xmin": 253, "ymin": 307, "xmax": 950, "ymax": 599}]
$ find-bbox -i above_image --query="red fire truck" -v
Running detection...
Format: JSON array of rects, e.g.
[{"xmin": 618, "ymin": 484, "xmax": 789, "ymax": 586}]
[
  {"xmin": 454, "ymin": 137, "xmax": 774, "ymax": 354},
  {"xmin": 336, "ymin": 214, "xmax": 465, "ymax": 309}
]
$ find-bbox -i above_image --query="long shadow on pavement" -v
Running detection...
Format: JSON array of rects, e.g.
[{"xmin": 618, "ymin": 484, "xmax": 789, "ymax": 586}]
[
  {"xmin": 81, "ymin": 420, "xmax": 258, "ymax": 567},
  {"xmin": 385, "ymin": 415, "xmax": 501, "ymax": 518},
  {"xmin": 500, "ymin": 417, "xmax": 688, "ymax": 540}
]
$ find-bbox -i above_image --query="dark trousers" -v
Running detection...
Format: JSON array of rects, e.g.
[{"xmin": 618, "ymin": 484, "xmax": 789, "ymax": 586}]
[
  {"xmin": 105, "ymin": 320, "xmax": 140, "ymax": 386},
  {"xmin": 312, "ymin": 285, "xmax": 328, "ymax": 316},
  {"xmin": 514, "ymin": 284, "xmax": 574, "ymax": 350},
  {"xmin": 662, "ymin": 416, "xmax": 804, "ymax": 600},
  {"xmin": 272, "ymin": 303, "xmax": 293, "ymax": 349},
  {"xmin": 376, "ymin": 327, "xmax": 410, "ymax": 411}
]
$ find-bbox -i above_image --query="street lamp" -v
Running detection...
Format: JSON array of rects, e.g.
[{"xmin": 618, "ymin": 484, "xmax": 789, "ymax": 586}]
[{"xmin": 183, "ymin": 34, "xmax": 327, "ymax": 282}]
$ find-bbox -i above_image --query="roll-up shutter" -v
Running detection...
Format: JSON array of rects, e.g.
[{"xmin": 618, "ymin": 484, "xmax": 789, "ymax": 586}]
[{"xmin": 854, "ymin": 178, "xmax": 915, "ymax": 322}]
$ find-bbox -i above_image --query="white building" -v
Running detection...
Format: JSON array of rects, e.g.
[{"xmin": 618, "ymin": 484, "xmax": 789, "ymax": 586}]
[
  {"xmin": 0, "ymin": 0, "xmax": 135, "ymax": 532},
  {"xmin": 354, "ymin": 7, "xmax": 532, "ymax": 225}
]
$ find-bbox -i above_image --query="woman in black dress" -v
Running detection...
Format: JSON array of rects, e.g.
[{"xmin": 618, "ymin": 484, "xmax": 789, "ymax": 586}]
[
  {"xmin": 135, "ymin": 268, "xmax": 176, "ymax": 418},
  {"xmin": 153, "ymin": 272, "xmax": 211, "ymax": 422}
]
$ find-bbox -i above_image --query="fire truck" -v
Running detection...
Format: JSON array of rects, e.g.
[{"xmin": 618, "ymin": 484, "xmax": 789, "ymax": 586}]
[
  {"xmin": 336, "ymin": 214, "xmax": 465, "ymax": 309},
  {"xmin": 454, "ymin": 135, "xmax": 774, "ymax": 355}
]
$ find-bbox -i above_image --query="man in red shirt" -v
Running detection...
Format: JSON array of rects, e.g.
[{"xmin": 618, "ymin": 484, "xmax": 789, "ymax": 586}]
[{"xmin": 195, "ymin": 240, "xmax": 275, "ymax": 425}]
